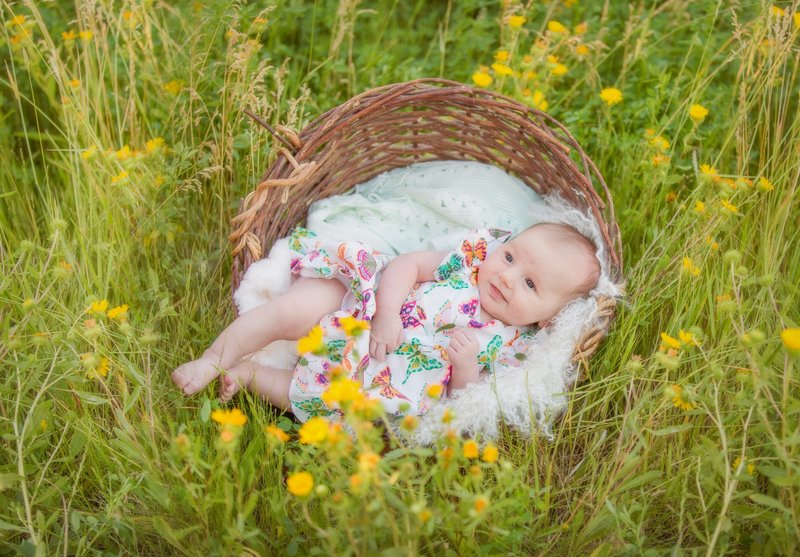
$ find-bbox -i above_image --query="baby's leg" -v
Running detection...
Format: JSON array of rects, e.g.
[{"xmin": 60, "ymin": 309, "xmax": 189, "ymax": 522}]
[
  {"xmin": 172, "ymin": 277, "xmax": 346, "ymax": 395},
  {"xmin": 219, "ymin": 360, "xmax": 293, "ymax": 409}
]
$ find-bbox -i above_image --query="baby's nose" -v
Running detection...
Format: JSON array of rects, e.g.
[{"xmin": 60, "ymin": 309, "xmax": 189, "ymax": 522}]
[{"xmin": 499, "ymin": 271, "xmax": 513, "ymax": 288}]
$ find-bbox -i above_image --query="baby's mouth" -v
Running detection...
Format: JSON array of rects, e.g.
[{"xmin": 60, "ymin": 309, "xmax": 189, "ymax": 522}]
[{"xmin": 490, "ymin": 284, "xmax": 507, "ymax": 303}]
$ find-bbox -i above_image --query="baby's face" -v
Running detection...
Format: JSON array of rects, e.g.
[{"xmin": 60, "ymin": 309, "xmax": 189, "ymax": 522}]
[{"xmin": 477, "ymin": 226, "xmax": 596, "ymax": 327}]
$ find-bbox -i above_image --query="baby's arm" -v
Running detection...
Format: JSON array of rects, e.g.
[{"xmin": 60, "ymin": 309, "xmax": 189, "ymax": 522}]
[
  {"xmin": 369, "ymin": 250, "xmax": 446, "ymax": 361},
  {"xmin": 446, "ymin": 328, "xmax": 483, "ymax": 395}
]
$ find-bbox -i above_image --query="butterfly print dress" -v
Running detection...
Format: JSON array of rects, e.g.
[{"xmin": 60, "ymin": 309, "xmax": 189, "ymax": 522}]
[{"xmin": 286, "ymin": 227, "xmax": 535, "ymax": 422}]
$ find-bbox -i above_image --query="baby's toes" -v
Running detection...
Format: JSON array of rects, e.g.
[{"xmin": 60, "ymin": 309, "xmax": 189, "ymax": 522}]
[
  {"xmin": 171, "ymin": 366, "xmax": 189, "ymax": 388},
  {"xmin": 182, "ymin": 376, "xmax": 207, "ymax": 396},
  {"xmin": 219, "ymin": 376, "xmax": 237, "ymax": 403}
]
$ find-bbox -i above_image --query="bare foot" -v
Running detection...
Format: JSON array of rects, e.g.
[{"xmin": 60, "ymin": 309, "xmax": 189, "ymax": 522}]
[
  {"xmin": 172, "ymin": 355, "xmax": 222, "ymax": 395},
  {"xmin": 219, "ymin": 368, "xmax": 252, "ymax": 403}
]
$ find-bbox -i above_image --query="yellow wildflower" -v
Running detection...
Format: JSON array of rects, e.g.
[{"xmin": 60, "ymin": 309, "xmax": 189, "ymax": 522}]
[
  {"xmin": 660, "ymin": 332, "xmax": 681, "ymax": 350},
  {"xmin": 682, "ymin": 256, "xmax": 701, "ymax": 277},
  {"xmin": 574, "ymin": 22, "xmax": 588, "ymax": 34},
  {"xmin": 770, "ymin": 6, "xmax": 785, "ymax": 17},
  {"xmin": 426, "ymin": 384, "xmax": 444, "ymax": 399},
  {"xmin": 575, "ymin": 44, "xmax": 589, "ymax": 56},
  {"xmin": 600, "ymin": 87, "xmax": 623, "ymax": 106},
  {"xmin": 494, "ymin": 49, "xmax": 509, "ymax": 62},
  {"xmin": 463, "ymin": 439, "xmax": 479, "ymax": 459},
  {"xmin": 265, "ymin": 425, "xmax": 289, "ymax": 443},
  {"xmin": 297, "ymin": 325, "xmax": 325, "ymax": 355},
  {"xmin": 68, "ymin": 79, "xmax": 80, "ymax": 87},
  {"xmin": 163, "ymin": 80, "xmax": 184, "ymax": 95},
  {"xmin": 699, "ymin": 164, "xmax": 717, "ymax": 178},
  {"xmin": 89, "ymin": 299, "xmax": 109, "ymax": 315},
  {"xmin": 85, "ymin": 356, "xmax": 110, "ymax": 379},
  {"xmin": 757, "ymin": 177, "xmax": 774, "ymax": 191},
  {"xmin": 401, "ymin": 414, "xmax": 419, "ymax": 431},
  {"xmin": 111, "ymin": 171, "xmax": 129, "ymax": 184},
  {"xmin": 116, "ymin": 145, "xmax": 134, "ymax": 160},
  {"xmin": 298, "ymin": 417, "xmax": 329, "ymax": 444},
  {"xmin": 350, "ymin": 394, "xmax": 383, "ymax": 420},
  {"xmin": 473, "ymin": 495, "xmax": 489, "ymax": 513},
  {"xmin": 146, "ymin": 137, "xmax": 165, "ymax": 153},
  {"xmin": 795, "ymin": 13, "xmax": 800, "ymax": 29},
  {"xmin": 720, "ymin": 199, "xmax": 739, "ymax": 214},
  {"xmin": 418, "ymin": 509, "xmax": 432, "ymax": 522},
  {"xmin": 550, "ymin": 63, "xmax": 568, "ymax": 76},
  {"xmin": 650, "ymin": 135, "xmax": 670, "ymax": 150},
  {"xmin": 472, "ymin": 72, "xmax": 492, "ymax": 88},
  {"xmin": 669, "ymin": 384, "xmax": 695, "ymax": 411},
  {"xmin": 107, "ymin": 304, "xmax": 128, "ymax": 320},
  {"xmin": 286, "ymin": 471, "xmax": 314, "ymax": 497},
  {"xmin": 441, "ymin": 408, "xmax": 454, "ymax": 423},
  {"xmin": 547, "ymin": 20, "xmax": 569, "ymax": 34},
  {"xmin": 665, "ymin": 191, "xmax": 677, "ymax": 202},
  {"xmin": 491, "ymin": 62, "xmax": 513, "ymax": 76},
  {"xmin": 706, "ymin": 235, "xmax": 719, "ymax": 250},
  {"xmin": 508, "ymin": 15, "xmax": 526, "ymax": 29},
  {"xmin": 733, "ymin": 456, "xmax": 756, "ymax": 476},
  {"xmin": 321, "ymin": 377, "xmax": 363, "ymax": 408},
  {"xmin": 79, "ymin": 30, "xmax": 93, "ymax": 41},
  {"xmin": 211, "ymin": 408, "xmax": 248, "ymax": 426},
  {"xmin": 326, "ymin": 422, "xmax": 348, "ymax": 446},
  {"xmin": 781, "ymin": 328, "xmax": 800, "ymax": 355},
  {"xmin": 679, "ymin": 329, "xmax": 697, "ymax": 346},
  {"xmin": 358, "ymin": 451, "xmax": 381, "ymax": 472},
  {"xmin": 480, "ymin": 443, "xmax": 497, "ymax": 463},
  {"xmin": 338, "ymin": 315, "xmax": 369, "ymax": 337},
  {"xmin": 440, "ymin": 446, "xmax": 455, "ymax": 463},
  {"xmin": 651, "ymin": 154, "xmax": 669, "ymax": 166},
  {"xmin": 81, "ymin": 146, "xmax": 97, "ymax": 160},
  {"xmin": 531, "ymin": 90, "xmax": 548, "ymax": 111},
  {"xmin": 694, "ymin": 201, "xmax": 706, "ymax": 214},
  {"xmin": 10, "ymin": 15, "xmax": 26, "ymax": 25},
  {"xmin": 62, "ymin": 30, "xmax": 78, "ymax": 41},
  {"xmin": 689, "ymin": 104, "xmax": 709, "ymax": 123},
  {"xmin": 349, "ymin": 473, "xmax": 364, "ymax": 491}
]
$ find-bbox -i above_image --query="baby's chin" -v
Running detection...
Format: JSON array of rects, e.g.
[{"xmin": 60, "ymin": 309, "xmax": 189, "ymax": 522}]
[{"xmin": 477, "ymin": 303, "xmax": 497, "ymax": 323}]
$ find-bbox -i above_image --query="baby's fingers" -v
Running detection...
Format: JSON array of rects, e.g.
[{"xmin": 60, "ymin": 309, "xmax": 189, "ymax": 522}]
[{"xmin": 370, "ymin": 339, "xmax": 386, "ymax": 361}]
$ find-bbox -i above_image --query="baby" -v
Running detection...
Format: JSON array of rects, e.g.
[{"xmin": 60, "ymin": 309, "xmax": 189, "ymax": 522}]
[{"xmin": 172, "ymin": 223, "xmax": 600, "ymax": 421}]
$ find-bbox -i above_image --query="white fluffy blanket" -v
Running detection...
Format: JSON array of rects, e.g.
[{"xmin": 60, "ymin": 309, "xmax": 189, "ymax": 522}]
[{"xmin": 234, "ymin": 161, "xmax": 621, "ymax": 443}]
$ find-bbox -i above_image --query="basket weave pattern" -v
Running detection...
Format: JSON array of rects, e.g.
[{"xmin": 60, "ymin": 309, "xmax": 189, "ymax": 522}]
[{"xmin": 231, "ymin": 79, "xmax": 622, "ymax": 366}]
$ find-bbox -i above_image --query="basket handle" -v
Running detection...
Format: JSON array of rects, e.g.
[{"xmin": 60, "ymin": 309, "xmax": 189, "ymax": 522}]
[{"xmin": 243, "ymin": 109, "xmax": 302, "ymax": 151}]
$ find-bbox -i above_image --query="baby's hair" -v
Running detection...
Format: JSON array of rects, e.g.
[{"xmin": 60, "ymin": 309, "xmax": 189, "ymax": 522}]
[{"xmin": 526, "ymin": 222, "xmax": 600, "ymax": 298}]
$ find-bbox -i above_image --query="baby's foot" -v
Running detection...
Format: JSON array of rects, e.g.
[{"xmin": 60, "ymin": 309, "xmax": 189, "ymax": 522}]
[
  {"xmin": 219, "ymin": 368, "xmax": 252, "ymax": 403},
  {"xmin": 172, "ymin": 355, "xmax": 222, "ymax": 395}
]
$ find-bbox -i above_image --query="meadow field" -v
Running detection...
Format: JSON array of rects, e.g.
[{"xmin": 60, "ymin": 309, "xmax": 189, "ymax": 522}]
[{"xmin": 1, "ymin": 0, "xmax": 799, "ymax": 554}]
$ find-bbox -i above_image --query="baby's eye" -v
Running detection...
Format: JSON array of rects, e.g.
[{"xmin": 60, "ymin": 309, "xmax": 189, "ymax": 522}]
[
  {"xmin": 505, "ymin": 252, "xmax": 513, "ymax": 263},
  {"xmin": 526, "ymin": 278, "xmax": 536, "ymax": 289}
]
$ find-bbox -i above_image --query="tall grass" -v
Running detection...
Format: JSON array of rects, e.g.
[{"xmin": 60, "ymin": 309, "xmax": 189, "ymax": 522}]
[{"xmin": 1, "ymin": 0, "xmax": 798, "ymax": 554}]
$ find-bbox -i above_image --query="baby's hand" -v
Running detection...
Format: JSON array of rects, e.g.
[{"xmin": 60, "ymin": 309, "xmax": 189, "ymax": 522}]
[
  {"xmin": 446, "ymin": 328, "xmax": 481, "ymax": 371},
  {"xmin": 446, "ymin": 328, "xmax": 482, "ymax": 394},
  {"xmin": 369, "ymin": 312, "xmax": 403, "ymax": 361}
]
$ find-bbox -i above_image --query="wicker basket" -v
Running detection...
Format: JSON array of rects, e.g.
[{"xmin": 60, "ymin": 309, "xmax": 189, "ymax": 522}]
[{"xmin": 230, "ymin": 78, "xmax": 622, "ymax": 365}]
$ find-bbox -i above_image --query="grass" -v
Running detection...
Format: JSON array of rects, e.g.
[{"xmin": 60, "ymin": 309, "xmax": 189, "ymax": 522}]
[{"xmin": 1, "ymin": 0, "xmax": 798, "ymax": 555}]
